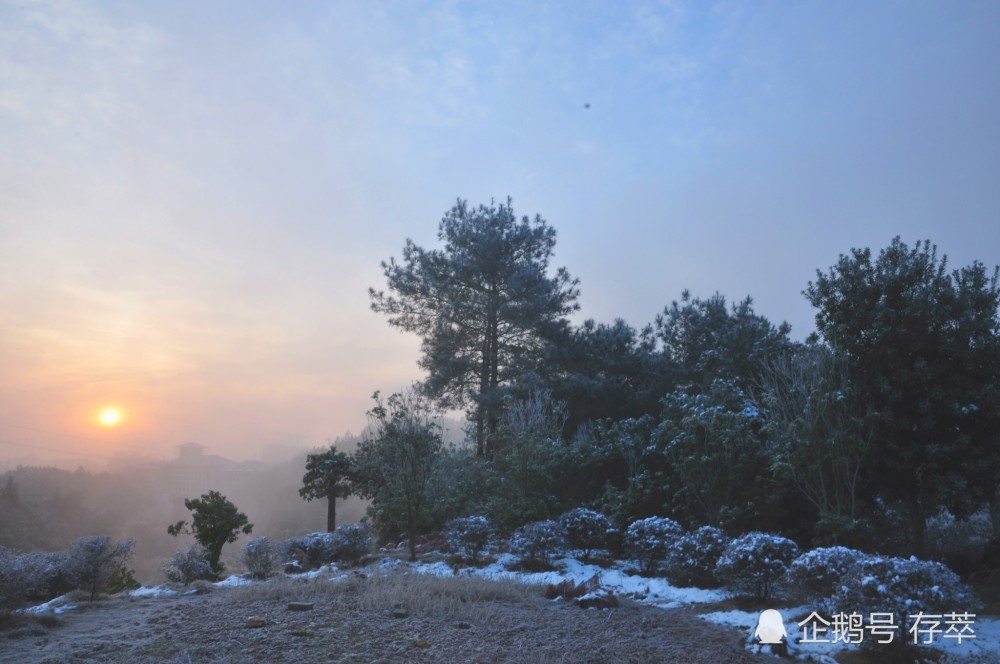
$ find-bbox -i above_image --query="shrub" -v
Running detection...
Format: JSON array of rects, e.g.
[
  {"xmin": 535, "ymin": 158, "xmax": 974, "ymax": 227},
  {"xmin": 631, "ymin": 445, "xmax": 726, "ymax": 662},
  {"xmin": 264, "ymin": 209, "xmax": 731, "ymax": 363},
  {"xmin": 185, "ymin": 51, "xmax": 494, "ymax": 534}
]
[
  {"xmin": 280, "ymin": 532, "xmax": 337, "ymax": 570},
  {"xmin": 559, "ymin": 508, "xmax": 612, "ymax": 562},
  {"xmin": 831, "ymin": 556, "xmax": 980, "ymax": 652},
  {"xmin": 511, "ymin": 520, "xmax": 565, "ymax": 563},
  {"xmin": 0, "ymin": 547, "xmax": 68, "ymax": 612},
  {"xmin": 329, "ymin": 524, "xmax": 373, "ymax": 564},
  {"xmin": 788, "ymin": 546, "xmax": 869, "ymax": 608},
  {"xmin": 242, "ymin": 537, "xmax": 278, "ymax": 580},
  {"xmin": 665, "ymin": 525, "xmax": 729, "ymax": 588},
  {"xmin": 624, "ymin": 516, "xmax": 683, "ymax": 575},
  {"xmin": 163, "ymin": 544, "xmax": 215, "ymax": 585},
  {"xmin": 64, "ymin": 535, "xmax": 135, "ymax": 601},
  {"xmin": 106, "ymin": 565, "xmax": 141, "ymax": 594},
  {"xmin": 715, "ymin": 531, "xmax": 799, "ymax": 600},
  {"xmin": 446, "ymin": 516, "xmax": 493, "ymax": 566},
  {"xmin": 167, "ymin": 490, "xmax": 253, "ymax": 577}
]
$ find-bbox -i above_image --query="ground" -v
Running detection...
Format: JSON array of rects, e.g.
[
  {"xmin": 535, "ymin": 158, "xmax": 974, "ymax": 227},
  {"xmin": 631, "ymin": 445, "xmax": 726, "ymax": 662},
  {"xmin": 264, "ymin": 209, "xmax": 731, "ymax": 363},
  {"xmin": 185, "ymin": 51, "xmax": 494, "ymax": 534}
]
[{"xmin": 1, "ymin": 574, "xmax": 774, "ymax": 664}]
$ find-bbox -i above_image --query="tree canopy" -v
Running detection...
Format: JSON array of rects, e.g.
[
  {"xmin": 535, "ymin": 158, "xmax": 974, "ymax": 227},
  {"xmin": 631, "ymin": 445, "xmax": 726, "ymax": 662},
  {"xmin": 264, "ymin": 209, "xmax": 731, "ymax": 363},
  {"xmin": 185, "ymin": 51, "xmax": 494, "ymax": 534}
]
[{"xmin": 370, "ymin": 198, "xmax": 579, "ymax": 456}]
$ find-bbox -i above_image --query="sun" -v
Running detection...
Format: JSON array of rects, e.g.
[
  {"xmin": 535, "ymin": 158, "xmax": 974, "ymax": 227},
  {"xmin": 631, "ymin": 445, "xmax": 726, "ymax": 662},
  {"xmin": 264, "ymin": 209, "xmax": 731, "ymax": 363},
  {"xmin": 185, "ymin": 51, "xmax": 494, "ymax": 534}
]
[{"xmin": 97, "ymin": 407, "xmax": 124, "ymax": 428}]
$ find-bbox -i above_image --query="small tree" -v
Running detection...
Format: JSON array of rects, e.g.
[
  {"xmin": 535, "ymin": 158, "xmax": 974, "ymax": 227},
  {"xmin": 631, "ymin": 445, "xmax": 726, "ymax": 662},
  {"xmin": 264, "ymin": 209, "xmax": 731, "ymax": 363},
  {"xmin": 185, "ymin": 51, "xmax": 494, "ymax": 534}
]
[
  {"xmin": 624, "ymin": 516, "xmax": 683, "ymax": 575},
  {"xmin": 299, "ymin": 443, "xmax": 354, "ymax": 532},
  {"xmin": 446, "ymin": 515, "xmax": 493, "ymax": 566},
  {"xmin": 559, "ymin": 508, "xmax": 612, "ymax": 562},
  {"xmin": 352, "ymin": 390, "xmax": 443, "ymax": 561},
  {"xmin": 163, "ymin": 544, "xmax": 214, "ymax": 585},
  {"xmin": 64, "ymin": 535, "xmax": 135, "ymax": 601},
  {"xmin": 241, "ymin": 537, "xmax": 278, "ymax": 580},
  {"xmin": 715, "ymin": 532, "xmax": 799, "ymax": 600},
  {"xmin": 168, "ymin": 490, "xmax": 253, "ymax": 577}
]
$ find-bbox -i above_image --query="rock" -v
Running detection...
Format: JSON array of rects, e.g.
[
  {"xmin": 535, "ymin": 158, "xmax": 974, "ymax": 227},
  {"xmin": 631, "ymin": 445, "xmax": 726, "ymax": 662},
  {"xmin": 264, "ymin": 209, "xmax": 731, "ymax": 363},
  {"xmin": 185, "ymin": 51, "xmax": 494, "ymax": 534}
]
[
  {"xmin": 574, "ymin": 592, "xmax": 619, "ymax": 610},
  {"xmin": 454, "ymin": 621, "xmax": 472, "ymax": 629},
  {"xmin": 414, "ymin": 639, "xmax": 431, "ymax": 649},
  {"xmin": 391, "ymin": 606, "xmax": 409, "ymax": 619},
  {"xmin": 246, "ymin": 616, "xmax": 267, "ymax": 628},
  {"xmin": 287, "ymin": 602, "xmax": 314, "ymax": 611}
]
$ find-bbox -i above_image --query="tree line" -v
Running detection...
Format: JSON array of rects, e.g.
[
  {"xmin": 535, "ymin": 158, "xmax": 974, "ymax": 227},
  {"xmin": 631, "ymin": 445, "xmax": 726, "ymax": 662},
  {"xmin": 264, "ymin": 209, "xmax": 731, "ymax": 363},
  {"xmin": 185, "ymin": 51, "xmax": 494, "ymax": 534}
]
[{"xmin": 303, "ymin": 198, "xmax": 1000, "ymax": 561}]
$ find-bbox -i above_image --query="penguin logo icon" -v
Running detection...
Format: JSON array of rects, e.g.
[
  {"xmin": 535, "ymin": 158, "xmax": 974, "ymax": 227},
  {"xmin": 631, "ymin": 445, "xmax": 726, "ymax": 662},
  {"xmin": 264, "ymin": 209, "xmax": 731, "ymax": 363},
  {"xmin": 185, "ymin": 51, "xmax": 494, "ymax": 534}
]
[{"xmin": 754, "ymin": 609, "xmax": 786, "ymax": 645}]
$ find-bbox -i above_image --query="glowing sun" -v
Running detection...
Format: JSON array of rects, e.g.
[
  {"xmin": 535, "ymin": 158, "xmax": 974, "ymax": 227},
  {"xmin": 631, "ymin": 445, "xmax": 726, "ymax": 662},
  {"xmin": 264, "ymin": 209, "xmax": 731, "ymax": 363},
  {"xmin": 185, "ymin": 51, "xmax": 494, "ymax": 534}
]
[{"xmin": 98, "ymin": 407, "xmax": 124, "ymax": 428}]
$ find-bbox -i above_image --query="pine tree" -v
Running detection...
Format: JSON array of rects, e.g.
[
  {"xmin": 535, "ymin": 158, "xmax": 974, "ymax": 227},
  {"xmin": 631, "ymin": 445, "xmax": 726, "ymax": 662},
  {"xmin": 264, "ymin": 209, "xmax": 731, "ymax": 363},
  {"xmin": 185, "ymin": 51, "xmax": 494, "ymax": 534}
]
[
  {"xmin": 369, "ymin": 198, "xmax": 579, "ymax": 456},
  {"xmin": 299, "ymin": 444, "xmax": 353, "ymax": 532}
]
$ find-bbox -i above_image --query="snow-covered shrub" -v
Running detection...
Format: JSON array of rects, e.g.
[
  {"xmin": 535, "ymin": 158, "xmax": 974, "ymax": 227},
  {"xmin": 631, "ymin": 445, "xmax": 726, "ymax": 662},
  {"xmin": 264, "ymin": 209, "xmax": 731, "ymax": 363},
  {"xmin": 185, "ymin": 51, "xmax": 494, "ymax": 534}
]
[
  {"xmin": 241, "ymin": 536, "xmax": 278, "ymax": 579},
  {"xmin": 0, "ymin": 547, "xmax": 69, "ymax": 611},
  {"xmin": 280, "ymin": 532, "xmax": 337, "ymax": 570},
  {"xmin": 163, "ymin": 544, "xmax": 214, "ymax": 585},
  {"xmin": 624, "ymin": 516, "xmax": 684, "ymax": 575},
  {"xmin": 64, "ymin": 535, "xmax": 135, "ymax": 601},
  {"xmin": 715, "ymin": 532, "xmax": 800, "ymax": 599},
  {"xmin": 788, "ymin": 546, "xmax": 870, "ymax": 607},
  {"xmin": 511, "ymin": 519, "xmax": 565, "ymax": 563},
  {"xmin": 926, "ymin": 509, "xmax": 993, "ymax": 563},
  {"xmin": 329, "ymin": 524, "xmax": 373, "ymax": 564},
  {"xmin": 832, "ymin": 556, "xmax": 980, "ymax": 651},
  {"xmin": 559, "ymin": 508, "xmax": 612, "ymax": 562},
  {"xmin": 446, "ymin": 515, "xmax": 494, "ymax": 565},
  {"xmin": 665, "ymin": 526, "xmax": 730, "ymax": 588}
]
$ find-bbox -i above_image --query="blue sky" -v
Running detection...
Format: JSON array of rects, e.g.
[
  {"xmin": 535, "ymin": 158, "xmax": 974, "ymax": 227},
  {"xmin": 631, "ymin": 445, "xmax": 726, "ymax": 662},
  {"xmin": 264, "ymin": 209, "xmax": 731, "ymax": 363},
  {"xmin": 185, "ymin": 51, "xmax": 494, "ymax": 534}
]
[{"xmin": 2, "ymin": 0, "xmax": 998, "ymax": 463}]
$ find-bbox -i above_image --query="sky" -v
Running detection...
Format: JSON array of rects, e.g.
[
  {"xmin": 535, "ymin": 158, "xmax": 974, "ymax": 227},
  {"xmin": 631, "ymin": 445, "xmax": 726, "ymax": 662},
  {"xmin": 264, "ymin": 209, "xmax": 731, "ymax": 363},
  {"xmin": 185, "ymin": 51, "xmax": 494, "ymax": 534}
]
[{"xmin": 2, "ymin": 0, "xmax": 999, "ymax": 467}]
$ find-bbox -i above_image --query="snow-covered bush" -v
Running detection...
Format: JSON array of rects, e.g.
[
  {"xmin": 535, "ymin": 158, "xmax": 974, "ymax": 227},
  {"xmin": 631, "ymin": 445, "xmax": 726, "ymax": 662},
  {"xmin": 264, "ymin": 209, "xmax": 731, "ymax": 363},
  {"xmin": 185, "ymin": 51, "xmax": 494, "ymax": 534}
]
[
  {"xmin": 64, "ymin": 535, "xmax": 135, "ymax": 601},
  {"xmin": 163, "ymin": 544, "xmax": 215, "ymax": 585},
  {"xmin": 624, "ymin": 516, "xmax": 684, "ymax": 575},
  {"xmin": 446, "ymin": 515, "xmax": 494, "ymax": 565},
  {"xmin": 788, "ymin": 546, "xmax": 870, "ymax": 607},
  {"xmin": 715, "ymin": 532, "xmax": 800, "ymax": 599},
  {"xmin": 559, "ymin": 508, "xmax": 613, "ymax": 562},
  {"xmin": 665, "ymin": 525, "xmax": 730, "ymax": 588},
  {"xmin": 511, "ymin": 519, "xmax": 565, "ymax": 563},
  {"xmin": 329, "ymin": 524, "xmax": 373, "ymax": 564},
  {"xmin": 280, "ymin": 532, "xmax": 337, "ymax": 570},
  {"xmin": 832, "ymin": 556, "xmax": 980, "ymax": 651},
  {"xmin": 242, "ymin": 536, "xmax": 278, "ymax": 579},
  {"xmin": 0, "ymin": 547, "xmax": 69, "ymax": 611}
]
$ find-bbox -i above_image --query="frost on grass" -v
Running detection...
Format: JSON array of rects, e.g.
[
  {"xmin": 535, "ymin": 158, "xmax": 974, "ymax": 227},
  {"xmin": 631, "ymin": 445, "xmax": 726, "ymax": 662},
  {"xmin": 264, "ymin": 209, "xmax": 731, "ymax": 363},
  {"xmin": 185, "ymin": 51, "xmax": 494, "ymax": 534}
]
[
  {"xmin": 624, "ymin": 516, "xmax": 683, "ymax": 575},
  {"xmin": 446, "ymin": 516, "xmax": 493, "ymax": 566},
  {"xmin": 715, "ymin": 531, "xmax": 799, "ymax": 600},
  {"xmin": 665, "ymin": 525, "xmax": 729, "ymax": 588}
]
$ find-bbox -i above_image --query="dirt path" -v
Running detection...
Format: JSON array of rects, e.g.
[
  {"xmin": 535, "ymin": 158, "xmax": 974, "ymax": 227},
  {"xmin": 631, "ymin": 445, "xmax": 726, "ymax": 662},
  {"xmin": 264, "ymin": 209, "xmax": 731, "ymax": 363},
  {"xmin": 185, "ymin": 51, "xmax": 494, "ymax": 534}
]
[{"xmin": 2, "ymin": 584, "xmax": 776, "ymax": 663}]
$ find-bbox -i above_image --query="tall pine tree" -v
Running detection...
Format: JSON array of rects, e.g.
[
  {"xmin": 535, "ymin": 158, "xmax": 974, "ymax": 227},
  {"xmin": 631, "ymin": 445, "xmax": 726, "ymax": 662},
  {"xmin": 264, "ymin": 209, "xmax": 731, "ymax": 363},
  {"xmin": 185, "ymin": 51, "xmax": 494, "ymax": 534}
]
[{"xmin": 370, "ymin": 198, "xmax": 579, "ymax": 456}]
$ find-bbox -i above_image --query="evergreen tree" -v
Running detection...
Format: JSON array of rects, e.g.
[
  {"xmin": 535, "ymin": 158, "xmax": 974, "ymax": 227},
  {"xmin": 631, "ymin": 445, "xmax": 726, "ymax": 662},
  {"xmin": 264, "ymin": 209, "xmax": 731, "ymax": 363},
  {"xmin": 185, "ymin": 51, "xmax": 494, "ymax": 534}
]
[
  {"xmin": 167, "ymin": 490, "xmax": 253, "ymax": 576},
  {"xmin": 352, "ymin": 390, "xmax": 443, "ymax": 561},
  {"xmin": 299, "ymin": 443, "xmax": 354, "ymax": 532},
  {"xmin": 369, "ymin": 198, "xmax": 579, "ymax": 456},
  {"xmin": 805, "ymin": 238, "xmax": 1000, "ymax": 555}
]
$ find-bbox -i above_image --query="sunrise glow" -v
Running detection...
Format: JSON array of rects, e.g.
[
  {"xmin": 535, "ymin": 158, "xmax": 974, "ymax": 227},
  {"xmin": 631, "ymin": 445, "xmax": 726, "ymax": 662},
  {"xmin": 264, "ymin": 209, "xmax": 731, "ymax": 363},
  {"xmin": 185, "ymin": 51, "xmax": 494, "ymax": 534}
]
[{"xmin": 98, "ymin": 407, "xmax": 123, "ymax": 428}]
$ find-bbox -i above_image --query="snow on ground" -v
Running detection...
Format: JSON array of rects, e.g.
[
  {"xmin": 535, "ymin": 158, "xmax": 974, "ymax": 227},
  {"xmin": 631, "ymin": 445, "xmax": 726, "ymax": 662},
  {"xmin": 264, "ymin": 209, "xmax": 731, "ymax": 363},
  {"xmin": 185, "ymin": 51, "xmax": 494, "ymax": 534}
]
[
  {"xmin": 22, "ymin": 595, "xmax": 77, "ymax": 614},
  {"xmin": 130, "ymin": 586, "xmax": 179, "ymax": 598}
]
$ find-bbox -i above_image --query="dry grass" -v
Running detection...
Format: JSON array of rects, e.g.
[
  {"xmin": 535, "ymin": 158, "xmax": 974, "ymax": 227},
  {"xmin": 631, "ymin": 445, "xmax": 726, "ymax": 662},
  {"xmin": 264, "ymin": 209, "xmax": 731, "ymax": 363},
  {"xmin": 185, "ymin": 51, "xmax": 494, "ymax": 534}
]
[{"xmin": 230, "ymin": 567, "xmax": 540, "ymax": 623}]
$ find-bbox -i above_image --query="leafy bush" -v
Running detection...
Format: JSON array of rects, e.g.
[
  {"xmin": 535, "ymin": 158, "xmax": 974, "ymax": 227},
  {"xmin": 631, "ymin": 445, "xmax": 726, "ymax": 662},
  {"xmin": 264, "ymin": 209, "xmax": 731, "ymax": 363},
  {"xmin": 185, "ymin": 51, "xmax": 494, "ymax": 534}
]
[
  {"xmin": 280, "ymin": 532, "xmax": 337, "ymax": 570},
  {"xmin": 665, "ymin": 525, "xmax": 729, "ymax": 588},
  {"xmin": 788, "ymin": 546, "xmax": 869, "ymax": 607},
  {"xmin": 163, "ymin": 544, "xmax": 215, "ymax": 585},
  {"xmin": 64, "ymin": 535, "xmax": 135, "ymax": 601},
  {"xmin": 511, "ymin": 519, "xmax": 565, "ymax": 563},
  {"xmin": 832, "ymin": 556, "xmax": 981, "ymax": 652},
  {"xmin": 329, "ymin": 524, "xmax": 373, "ymax": 564},
  {"xmin": 715, "ymin": 531, "xmax": 799, "ymax": 599},
  {"xmin": 624, "ymin": 516, "xmax": 683, "ymax": 575},
  {"xmin": 106, "ymin": 564, "xmax": 141, "ymax": 594},
  {"xmin": 242, "ymin": 536, "xmax": 278, "ymax": 579},
  {"xmin": 446, "ymin": 516, "xmax": 493, "ymax": 565},
  {"xmin": 559, "ymin": 508, "xmax": 612, "ymax": 562}
]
